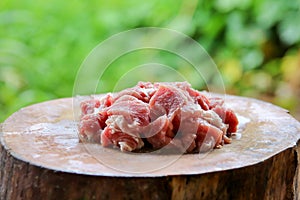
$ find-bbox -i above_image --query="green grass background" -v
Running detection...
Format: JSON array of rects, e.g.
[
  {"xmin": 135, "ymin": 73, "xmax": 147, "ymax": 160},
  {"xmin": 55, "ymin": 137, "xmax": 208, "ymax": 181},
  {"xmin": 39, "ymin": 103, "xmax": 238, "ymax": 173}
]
[{"xmin": 1, "ymin": 0, "xmax": 300, "ymax": 122}]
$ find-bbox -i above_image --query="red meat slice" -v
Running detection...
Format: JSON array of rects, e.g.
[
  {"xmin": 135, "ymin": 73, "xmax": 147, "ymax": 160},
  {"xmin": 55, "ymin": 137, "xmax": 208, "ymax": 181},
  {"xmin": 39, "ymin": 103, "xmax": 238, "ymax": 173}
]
[
  {"xmin": 100, "ymin": 95, "xmax": 150, "ymax": 151},
  {"xmin": 97, "ymin": 110, "xmax": 108, "ymax": 129},
  {"xmin": 107, "ymin": 95, "xmax": 150, "ymax": 127},
  {"xmin": 187, "ymin": 88, "xmax": 210, "ymax": 110},
  {"xmin": 145, "ymin": 115, "xmax": 171, "ymax": 149},
  {"xmin": 224, "ymin": 109, "xmax": 239, "ymax": 134},
  {"xmin": 168, "ymin": 134, "xmax": 197, "ymax": 153},
  {"xmin": 196, "ymin": 119, "xmax": 223, "ymax": 152},
  {"xmin": 80, "ymin": 95, "xmax": 113, "ymax": 116},
  {"xmin": 113, "ymin": 82, "xmax": 157, "ymax": 103},
  {"xmin": 79, "ymin": 114, "xmax": 102, "ymax": 143},
  {"xmin": 149, "ymin": 84, "xmax": 187, "ymax": 117},
  {"xmin": 160, "ymin": 82, "xmax": 210, "ymax": 110},
  {"xmin": 101, "ymin": 127, "xmax": 144, "ymax": 151},
  {"xmin": 80, "ymin": 99, "xmax": 101, "ymax": 115},
  {"xmin": 212, "ymin": 105, "xmax": 239, "ymax": 135}
]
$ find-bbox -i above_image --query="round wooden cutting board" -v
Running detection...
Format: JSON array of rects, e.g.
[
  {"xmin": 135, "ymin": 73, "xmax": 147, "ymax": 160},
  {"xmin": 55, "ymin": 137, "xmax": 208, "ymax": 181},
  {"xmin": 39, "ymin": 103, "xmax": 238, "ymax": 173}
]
[{"xmin": 1, "ymin": 94, "xmax": 300, "ymax": 200}]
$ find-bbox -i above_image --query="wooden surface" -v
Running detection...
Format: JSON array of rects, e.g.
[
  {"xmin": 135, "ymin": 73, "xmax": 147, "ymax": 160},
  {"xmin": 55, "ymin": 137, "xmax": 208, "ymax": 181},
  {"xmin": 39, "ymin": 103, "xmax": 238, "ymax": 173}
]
[{"xmin": 1, "ymin": 95, "xmax": 300, "ymax": 200}]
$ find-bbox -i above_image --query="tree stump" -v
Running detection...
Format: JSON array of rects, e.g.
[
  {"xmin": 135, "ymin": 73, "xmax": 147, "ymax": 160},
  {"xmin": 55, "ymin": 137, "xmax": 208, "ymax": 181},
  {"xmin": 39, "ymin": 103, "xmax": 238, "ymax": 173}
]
[{"xmin": 1, "ymin": 95, "xmax": 300, "ymax": 200}]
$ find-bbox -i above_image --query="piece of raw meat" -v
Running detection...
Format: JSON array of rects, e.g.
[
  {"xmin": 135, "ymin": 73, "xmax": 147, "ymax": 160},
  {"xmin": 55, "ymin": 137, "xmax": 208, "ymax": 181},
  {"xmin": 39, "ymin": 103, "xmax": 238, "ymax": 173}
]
[{"xmin": 78, "ymin": 81, "xmax": 239, "ymax": 153}]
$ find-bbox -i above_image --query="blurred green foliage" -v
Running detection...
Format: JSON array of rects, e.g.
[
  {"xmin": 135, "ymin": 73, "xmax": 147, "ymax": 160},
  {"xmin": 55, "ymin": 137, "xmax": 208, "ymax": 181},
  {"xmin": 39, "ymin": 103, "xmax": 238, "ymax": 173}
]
[{"xmin": 1, "ymin": 0, "xmax": 300, "ymax": 122}]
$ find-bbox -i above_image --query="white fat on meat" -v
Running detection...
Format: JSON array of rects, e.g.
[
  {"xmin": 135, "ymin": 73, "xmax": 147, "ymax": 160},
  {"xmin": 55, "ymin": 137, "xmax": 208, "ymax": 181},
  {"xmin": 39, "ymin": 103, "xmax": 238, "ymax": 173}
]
[
  {"xmin": 105, "ymin": 115, "xmax": 141, "ymax": 137},
  {"xmin": 201, "ymin": 109, "xmax": 228, "ymax": 133}
]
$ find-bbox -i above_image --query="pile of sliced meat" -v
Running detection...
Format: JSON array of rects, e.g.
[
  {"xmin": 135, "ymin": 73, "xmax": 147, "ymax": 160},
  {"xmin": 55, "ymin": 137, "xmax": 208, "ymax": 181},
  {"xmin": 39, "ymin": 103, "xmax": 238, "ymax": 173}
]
[{"xmin": 78, "ymin": 82, "xmax": 239, "ymax": 153}]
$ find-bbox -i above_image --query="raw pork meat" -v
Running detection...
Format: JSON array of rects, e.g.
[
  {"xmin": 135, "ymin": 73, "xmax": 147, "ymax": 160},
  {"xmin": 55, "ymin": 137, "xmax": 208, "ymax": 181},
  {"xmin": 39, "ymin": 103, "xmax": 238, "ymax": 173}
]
[{"xmin": 78, "ymin": 82, "xmax": 239, "ymax": 153}]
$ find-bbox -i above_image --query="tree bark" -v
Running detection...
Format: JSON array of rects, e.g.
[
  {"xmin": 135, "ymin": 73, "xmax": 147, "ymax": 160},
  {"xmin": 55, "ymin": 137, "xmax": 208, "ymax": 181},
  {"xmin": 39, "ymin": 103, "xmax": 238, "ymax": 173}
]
[{"xmin": 1, "ymin": 96, "xmax": 300, "ymax": 200}]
